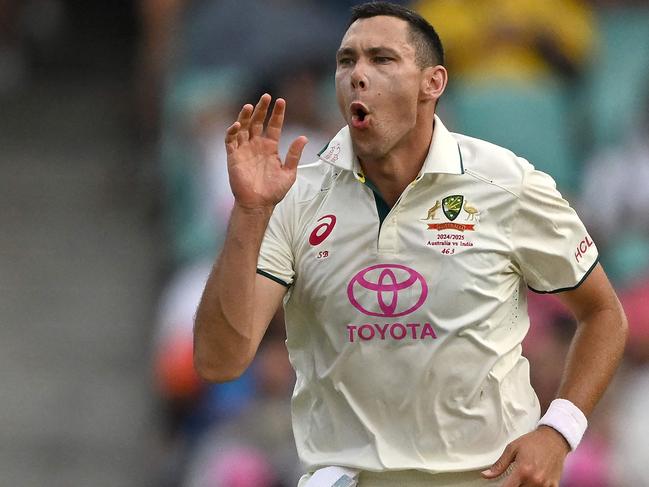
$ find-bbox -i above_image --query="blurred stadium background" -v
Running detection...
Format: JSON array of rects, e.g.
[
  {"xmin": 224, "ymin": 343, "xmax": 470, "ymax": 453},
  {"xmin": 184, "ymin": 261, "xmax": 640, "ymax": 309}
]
[{"xmin": 1, "ymin": 0, "xmax": 648, "ymax": 486}]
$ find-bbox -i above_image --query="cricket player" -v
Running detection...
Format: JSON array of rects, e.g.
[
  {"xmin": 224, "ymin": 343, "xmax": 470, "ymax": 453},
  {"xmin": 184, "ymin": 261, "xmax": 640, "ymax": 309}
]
[{"xmin": 194, "ymin": 3, "xmax": 627, "ymax": 486}]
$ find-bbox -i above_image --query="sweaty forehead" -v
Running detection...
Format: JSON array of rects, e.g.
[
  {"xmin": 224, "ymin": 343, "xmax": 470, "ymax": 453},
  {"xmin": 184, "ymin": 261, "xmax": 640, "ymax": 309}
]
[{"xmin": 340, "ymin": 15, "xmax": 414, "ymax": 55}]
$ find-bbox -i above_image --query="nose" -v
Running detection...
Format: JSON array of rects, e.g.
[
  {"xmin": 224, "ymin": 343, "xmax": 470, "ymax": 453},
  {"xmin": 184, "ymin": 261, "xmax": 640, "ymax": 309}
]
[{"xmin": 350, "ymin": 62, "xmax": 368, "ymax": 90}]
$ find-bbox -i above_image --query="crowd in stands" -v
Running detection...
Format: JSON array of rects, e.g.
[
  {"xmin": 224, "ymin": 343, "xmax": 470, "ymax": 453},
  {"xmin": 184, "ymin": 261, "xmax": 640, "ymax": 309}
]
[{"xmin": 129, "ymin": 1, "xmax": 649, "ymax": 485}]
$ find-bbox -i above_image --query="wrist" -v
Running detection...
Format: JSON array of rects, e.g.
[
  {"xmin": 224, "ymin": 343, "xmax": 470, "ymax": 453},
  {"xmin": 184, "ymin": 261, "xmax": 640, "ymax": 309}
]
[
  {"xmin": 537, "ymin": 425, "xmax": 571, "ymax": 453},
  {"xmin": 233, "ymin": 201, "xmax": 275, "ymax": 217},
  {"xmin": 537, "ymin": 398, "xmax": 588, "ymax": 451}
]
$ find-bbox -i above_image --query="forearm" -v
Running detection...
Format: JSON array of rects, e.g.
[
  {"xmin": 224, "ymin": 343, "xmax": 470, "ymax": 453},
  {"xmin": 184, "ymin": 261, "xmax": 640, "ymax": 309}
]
[
  {"xmin": 555, "ymin": 302, "xmax": 627, "ymax": 417},
  {"xmin": 194, "ymin": 203, "xmax": 274, "ymax": 381},
  {"xmin": 194, "ymin": 93, "xmax": 304, "ymax": 381},
  {"xmin": 483, "ymin": 298, "xmax": 627, "ymax": 482}
]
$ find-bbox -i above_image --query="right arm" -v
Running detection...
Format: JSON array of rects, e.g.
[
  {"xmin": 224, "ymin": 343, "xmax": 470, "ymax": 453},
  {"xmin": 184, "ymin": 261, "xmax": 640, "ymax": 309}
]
[{"xmin": 193, "ymin": 94, "xmax": 307, "ymax": 382}]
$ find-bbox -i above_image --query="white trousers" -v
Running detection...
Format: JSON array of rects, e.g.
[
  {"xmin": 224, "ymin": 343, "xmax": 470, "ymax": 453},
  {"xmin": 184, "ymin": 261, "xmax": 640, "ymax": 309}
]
[{"xmin": 298, "ymin": 467, "xmax": 513, "ymax": 487}]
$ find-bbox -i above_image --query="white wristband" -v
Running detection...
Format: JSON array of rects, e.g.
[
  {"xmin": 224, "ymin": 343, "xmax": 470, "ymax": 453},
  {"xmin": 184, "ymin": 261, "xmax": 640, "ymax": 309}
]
[{"xmin": 537, "ymin": 398, "xmax": 588, "ymax": 451}]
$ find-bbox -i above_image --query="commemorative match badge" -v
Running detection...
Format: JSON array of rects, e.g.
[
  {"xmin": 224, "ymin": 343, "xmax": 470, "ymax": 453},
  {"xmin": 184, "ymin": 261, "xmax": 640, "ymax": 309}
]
[{"xmin": 422, "ymin": 194, "xmax": 480, "ymax": 255}]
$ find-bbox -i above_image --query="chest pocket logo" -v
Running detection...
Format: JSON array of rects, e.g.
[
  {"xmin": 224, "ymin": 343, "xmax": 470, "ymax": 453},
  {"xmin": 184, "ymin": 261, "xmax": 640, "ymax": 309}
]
[{"xmin": 309, "ymin": 214, "xmax": 336, "ymax": 246}]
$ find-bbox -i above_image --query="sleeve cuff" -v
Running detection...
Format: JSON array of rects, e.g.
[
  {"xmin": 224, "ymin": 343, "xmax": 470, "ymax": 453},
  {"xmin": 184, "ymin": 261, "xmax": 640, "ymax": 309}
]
[
  {"xmin": 528, "ymin": 256, "xmax": 599, "ymax": 295},
  {"xmin": 256, "ymin": 268, "xmax": 291, "ymax": 287}
]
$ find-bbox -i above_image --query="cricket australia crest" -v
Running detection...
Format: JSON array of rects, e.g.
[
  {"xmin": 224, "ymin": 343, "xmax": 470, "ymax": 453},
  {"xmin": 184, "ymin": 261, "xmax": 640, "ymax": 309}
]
[
  {"xmin": 442, "ymin": 195, "xmax": 463, "ymax": 221},
  {"xmin": 421, "ymin": 194, "xmax": 480, "ymax": 233}
]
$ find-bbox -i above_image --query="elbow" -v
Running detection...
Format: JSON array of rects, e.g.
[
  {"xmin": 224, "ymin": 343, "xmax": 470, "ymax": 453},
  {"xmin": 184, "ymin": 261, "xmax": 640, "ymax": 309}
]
[
  {"xmin": 621, "ymin": 311, "xmax": 629, "ymax": 339},
  {"xmin": 614, "ymin": 297, "xmax": 629, "ymax": 341},
  {"xmin": 192, "ymin": 310, "xmax": 255, "ymax": 383},
  {"xmin": 196, "ymin": 366, "xmax": 243, "ymax": 384},
  {"xmin": 619, "ymin": 307, "xmax": 630, "ymax": 348},
  {"xmin": 608, "ymin": 299, "xmax": 630, "ymax": 361},
  {"xmin": 193, "ymin": 347, "xmax": 251, "ymax": 384}
]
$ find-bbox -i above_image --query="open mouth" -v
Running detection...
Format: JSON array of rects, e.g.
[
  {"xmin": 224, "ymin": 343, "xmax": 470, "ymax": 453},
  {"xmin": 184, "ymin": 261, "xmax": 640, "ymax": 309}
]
[{"xmin": 350, "ymin": 102, "xmax": 370, "ymax": 129}]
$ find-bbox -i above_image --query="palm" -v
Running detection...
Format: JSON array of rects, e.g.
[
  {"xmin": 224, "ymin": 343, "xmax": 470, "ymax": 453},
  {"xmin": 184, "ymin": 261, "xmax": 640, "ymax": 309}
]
[{"xmin": 225, "ymin": 94, "xmax": 307, "ymax": 209}]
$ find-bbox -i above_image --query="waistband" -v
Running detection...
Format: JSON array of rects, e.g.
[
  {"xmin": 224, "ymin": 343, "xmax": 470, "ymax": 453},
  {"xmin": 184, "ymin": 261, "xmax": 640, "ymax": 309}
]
[
  {"xmin": 300, "ymin": 468, "xmax": 512, "ymax": 487},
  {"xmin": 363, "ymin": 469, "xmax": 506, "ymax": 487}
]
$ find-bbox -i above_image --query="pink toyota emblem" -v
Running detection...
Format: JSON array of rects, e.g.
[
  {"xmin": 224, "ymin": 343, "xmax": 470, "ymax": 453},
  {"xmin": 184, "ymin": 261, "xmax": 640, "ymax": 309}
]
[{"xmin": 347, "ymin": 264, "xmax": 428, "ymax": 317}]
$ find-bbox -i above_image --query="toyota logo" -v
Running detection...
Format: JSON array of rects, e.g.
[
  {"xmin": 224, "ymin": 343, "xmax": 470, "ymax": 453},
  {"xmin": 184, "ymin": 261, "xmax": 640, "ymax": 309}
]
[{"xmin": 347, "ymin": 264, "xmax": 428, "ymax": 317}]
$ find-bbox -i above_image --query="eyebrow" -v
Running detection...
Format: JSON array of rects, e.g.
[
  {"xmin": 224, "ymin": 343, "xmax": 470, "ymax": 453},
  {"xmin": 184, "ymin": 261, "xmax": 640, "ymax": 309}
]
[
  {"xmin": 336, "ymin": 46, "xmax": 400, "ymax": 59},
  {"xmin": 367, "ymin": 47, "xmax": 399, "ymax": 57},
  {"xmin": 336, "ymin": 47, "xmax": 355, "ymax": 59}
]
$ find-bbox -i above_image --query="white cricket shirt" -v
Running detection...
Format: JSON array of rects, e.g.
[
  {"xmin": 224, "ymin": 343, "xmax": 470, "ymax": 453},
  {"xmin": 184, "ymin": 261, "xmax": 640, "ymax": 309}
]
[{"xmin": 257, "ymin": 115, "xmax": 598, "ymax": 473}]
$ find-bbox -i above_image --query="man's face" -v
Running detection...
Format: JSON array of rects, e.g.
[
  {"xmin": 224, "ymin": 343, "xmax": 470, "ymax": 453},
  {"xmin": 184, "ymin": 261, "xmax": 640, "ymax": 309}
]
[{"xmin": 335, "ymin": 16, "xmax": 425, "ymax": 160}]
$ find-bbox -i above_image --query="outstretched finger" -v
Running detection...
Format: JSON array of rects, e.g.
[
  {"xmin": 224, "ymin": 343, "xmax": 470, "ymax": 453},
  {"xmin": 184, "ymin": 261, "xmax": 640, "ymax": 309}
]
[
  {"xmin": 224, "ymin": 121, "xmax": 240, "ymax": 155},
  {"xmin": 250, "ymin": 93, "xmax": 272, "ymax": 138},
  {"xmin": 266, "ymin": 98, "xmax": 286, "ymax": 142},
  {"xmin": 236, "ymin": 104, "xmax": 254, "ymax": 144},
  {"xmin": 284, "ymin": 136, "xmax": 308, "ymax": 172}
]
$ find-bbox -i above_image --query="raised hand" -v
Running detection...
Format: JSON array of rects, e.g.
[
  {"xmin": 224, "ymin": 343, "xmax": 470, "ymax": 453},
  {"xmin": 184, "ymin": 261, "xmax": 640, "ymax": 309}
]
[{"xmin": 225, "ymin": 93, "xmax": 308, "ymax": 210}]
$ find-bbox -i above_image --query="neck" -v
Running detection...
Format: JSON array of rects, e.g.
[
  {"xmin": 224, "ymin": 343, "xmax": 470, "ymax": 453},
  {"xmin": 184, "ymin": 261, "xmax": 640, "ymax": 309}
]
[{"xmin": 359, "ymin": 116, "xmax": 435, "ymax": 207}]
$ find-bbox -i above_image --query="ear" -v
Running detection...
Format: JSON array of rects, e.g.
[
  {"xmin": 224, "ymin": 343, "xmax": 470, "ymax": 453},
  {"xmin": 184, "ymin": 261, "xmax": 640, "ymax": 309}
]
[{"xmin": 420, "ymin": 65, "xmax": 448, "ymax": 102}]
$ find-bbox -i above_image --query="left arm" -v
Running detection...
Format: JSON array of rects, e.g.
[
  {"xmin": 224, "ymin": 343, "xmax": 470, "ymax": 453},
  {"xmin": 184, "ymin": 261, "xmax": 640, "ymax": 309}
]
[
  {"xmin": 553, "ymin": 264, "xmax": 628, "ymax": 416},
  {"xmin": 483, "ymin": 264, "xmax": 627, "ymax": 486}
]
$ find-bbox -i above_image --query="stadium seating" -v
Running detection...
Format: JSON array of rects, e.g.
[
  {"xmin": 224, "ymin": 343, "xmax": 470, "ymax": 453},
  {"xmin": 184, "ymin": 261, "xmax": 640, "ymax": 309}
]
[
  {"xmin": 445, "ymin": 80, "xmax": 578, "ymax": 192},
  {"xmin": 584, "ymin": 7, "xmax": 649, "ymax": 151}
]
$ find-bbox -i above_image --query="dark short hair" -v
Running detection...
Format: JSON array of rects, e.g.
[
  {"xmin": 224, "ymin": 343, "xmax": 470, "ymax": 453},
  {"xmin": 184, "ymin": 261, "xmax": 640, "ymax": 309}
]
[{"xmin": 349, "ymin": 2, "xmax": 444, "ymax": 68}]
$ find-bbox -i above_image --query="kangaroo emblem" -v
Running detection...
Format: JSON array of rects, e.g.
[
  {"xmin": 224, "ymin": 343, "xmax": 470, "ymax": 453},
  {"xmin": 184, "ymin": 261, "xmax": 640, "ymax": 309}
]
[{"xmin": 421, "ymin": 200, "xmax": 441, "ymax": 221}]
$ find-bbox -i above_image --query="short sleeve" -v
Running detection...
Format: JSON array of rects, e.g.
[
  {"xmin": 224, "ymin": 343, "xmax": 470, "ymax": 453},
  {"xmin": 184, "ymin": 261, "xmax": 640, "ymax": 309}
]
[
  {"xmin": 257, "ymin": 191, "xmax": 296, "ymax": 287},
  {"xmin": 512, "ymin": 165, "xmax": 598, "ymax": 293}
]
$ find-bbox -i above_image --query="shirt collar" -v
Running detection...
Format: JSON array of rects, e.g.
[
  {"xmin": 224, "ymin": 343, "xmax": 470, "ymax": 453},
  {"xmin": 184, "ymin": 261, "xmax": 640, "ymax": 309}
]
[{"xmin": 318, "ymin": 115, "xmax": 464, "ymax": 178}]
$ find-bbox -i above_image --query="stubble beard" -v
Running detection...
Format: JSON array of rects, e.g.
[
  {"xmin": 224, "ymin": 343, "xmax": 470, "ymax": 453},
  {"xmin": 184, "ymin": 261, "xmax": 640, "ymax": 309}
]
[
  {"xmin": 352, "ymin": 137, "xmax": 388, "ymax": 163},
  {"xmin": 351, "ymin": 118, "xmax": 397, "ymax": 162},
  {"xmin": 352, "ymin": 121, "xmax": 410, "ymax": 165}
]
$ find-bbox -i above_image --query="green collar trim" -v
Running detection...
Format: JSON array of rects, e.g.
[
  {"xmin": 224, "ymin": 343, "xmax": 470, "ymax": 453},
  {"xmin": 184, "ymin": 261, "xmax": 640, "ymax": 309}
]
[
  {"xmin": 362, "ymin": 176, "xmax": 391, "ymax": 228},
  {"xmin": 458, "ymin": 144, "xmax": 465, "ymax": 174},
  {"xmin": 317, "ymin": 142, "xmax": 329, "ymax": 157}
]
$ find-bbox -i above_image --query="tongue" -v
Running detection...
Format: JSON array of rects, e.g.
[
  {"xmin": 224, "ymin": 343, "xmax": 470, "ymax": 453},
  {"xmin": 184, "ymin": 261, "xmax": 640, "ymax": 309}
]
[{"xmin": 351, "ymin": 114, "xmax": 370, "ymax": 129}]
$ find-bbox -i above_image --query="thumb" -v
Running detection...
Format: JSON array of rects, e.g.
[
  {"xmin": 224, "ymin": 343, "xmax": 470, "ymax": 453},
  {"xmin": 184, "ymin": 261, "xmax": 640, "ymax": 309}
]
[{"xmin": 482, "ymin": 444, "xmax": 516, "ymax": 479}]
